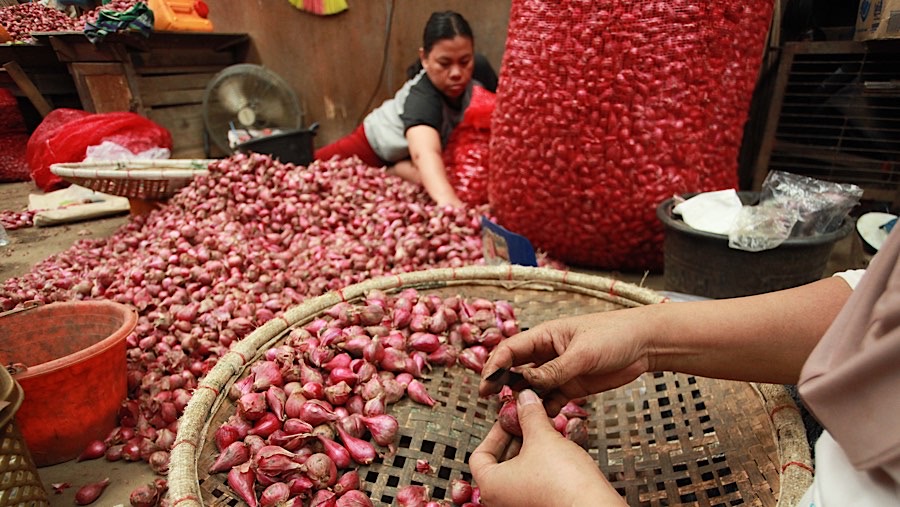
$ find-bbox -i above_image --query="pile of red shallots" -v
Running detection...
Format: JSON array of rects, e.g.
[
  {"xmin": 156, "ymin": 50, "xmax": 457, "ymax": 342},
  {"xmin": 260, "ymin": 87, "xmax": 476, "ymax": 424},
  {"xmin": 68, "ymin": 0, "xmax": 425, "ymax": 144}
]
[
  {"xmin": 208, "ymin": 288, "xmax": 592, "ymax": 506},
  {"xmin": 0, "ymin": 153, "xmax": 557, "ymax": 504},
  {"xmin": 0, "ymin": 0, "xmax": 142, "ymax": 43},
  {"xmin": 211, "ymin": 288, "xmax": 509, "ymax": 506},
  {"xmin": 208, "ymin": 288, "xmax": 587, "ymax": 507}
]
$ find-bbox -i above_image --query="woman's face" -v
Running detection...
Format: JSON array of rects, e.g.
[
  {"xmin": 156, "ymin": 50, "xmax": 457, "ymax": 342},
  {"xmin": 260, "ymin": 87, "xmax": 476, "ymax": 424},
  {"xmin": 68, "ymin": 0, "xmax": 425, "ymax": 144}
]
[{"xmin": 420, "ymin": 35, "xmax": 474, "ymax": 99}]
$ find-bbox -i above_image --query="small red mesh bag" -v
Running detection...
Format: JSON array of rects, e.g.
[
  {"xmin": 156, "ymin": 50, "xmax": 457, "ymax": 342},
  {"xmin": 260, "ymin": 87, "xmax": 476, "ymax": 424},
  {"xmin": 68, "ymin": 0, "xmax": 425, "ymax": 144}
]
[
  {"xmin": 489, "ymin": 0, "xmax": 774, "ymax": 269},
  {"xmin": 444, "ymin": 86, "xmax": 495, "ymax": 206},
  {"xmin": 25, "ymin": 109, "xmax": 173, "ymax": 192},
  {"xmin": 0, "ymin": 89, "xmax": 29, "ymax": 182}
]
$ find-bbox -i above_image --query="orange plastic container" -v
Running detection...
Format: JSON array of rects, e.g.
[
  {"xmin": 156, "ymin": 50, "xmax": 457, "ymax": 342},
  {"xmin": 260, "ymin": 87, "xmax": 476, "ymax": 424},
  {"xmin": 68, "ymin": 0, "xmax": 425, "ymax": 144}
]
[
  {"xmin": 0, "ymin": 301, "xmax": 137, "ymax": 466},
  {"xmin": 148, "ymin": 0, "xmax": 214, "ymax": 32}
]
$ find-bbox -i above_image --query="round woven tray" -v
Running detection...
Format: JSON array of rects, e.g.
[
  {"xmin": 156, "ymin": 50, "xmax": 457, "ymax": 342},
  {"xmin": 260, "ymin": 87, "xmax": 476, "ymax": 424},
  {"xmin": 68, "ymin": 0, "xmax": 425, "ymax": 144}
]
[
  {"xmin": 50, "ymin": 159, "xmax": 213, "ymax": 200},
  {"xmin": 168, "ymin": 266, "xmax": 813, "ymax": 506}
]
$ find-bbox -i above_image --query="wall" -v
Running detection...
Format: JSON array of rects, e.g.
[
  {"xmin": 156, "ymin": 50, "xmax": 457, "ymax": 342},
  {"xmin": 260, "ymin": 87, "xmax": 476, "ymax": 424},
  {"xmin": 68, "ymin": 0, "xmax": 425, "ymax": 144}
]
[{"xmin": 206, "ymin": 0, "xmax": 512, "ymax": 146}]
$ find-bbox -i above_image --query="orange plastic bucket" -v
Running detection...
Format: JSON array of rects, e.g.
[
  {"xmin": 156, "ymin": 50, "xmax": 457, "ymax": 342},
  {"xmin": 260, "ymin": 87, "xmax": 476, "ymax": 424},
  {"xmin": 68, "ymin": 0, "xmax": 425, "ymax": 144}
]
[{"xmin": 0, "ymin": 300, "xmax": 137, "ymax": 466}]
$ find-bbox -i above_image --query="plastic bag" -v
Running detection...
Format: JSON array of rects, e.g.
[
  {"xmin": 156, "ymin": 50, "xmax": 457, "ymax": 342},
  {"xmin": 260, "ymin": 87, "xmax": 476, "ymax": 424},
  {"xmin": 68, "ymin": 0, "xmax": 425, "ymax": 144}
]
[
  {"xmin": 25, "ymin": 109, "xmax": 173, "ymax": 192},
  {"xmin": 758, "ymin": 170, "xmax": 863, "ymax": 236},
  {"xmin": 728, "ymin": 203, "xmax": 800, "ymax": 252},
  {"xmin": 84, "ymin": 141, "xmax": 171, "ymax": 162},
  {"xmin": 728, "ymin": 171, "xmax": 861, "ymax": 252},
  {"xmin": 443, "ymin": 86, "xmax": 495, "ymax": 205}
]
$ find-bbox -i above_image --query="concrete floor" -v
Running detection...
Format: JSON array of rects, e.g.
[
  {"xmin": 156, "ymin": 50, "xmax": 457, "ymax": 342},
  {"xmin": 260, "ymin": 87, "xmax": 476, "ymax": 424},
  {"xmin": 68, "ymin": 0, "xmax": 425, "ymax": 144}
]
[{"xmin": 0, "ymin": 179, "xmax": 869, "ymax": 505}]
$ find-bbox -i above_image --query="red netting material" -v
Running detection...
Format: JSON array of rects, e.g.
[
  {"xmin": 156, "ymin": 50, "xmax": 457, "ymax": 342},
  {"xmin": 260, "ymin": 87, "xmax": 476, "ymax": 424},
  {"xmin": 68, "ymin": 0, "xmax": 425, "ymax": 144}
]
[{"xmin": 489, "ymin": 0, "xmax": 774, "ymax": 269}]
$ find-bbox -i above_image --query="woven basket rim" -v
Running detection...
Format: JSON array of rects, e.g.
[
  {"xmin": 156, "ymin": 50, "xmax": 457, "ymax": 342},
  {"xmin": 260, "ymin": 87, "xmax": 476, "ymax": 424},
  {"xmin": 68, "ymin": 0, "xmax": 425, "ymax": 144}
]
[
  {"xmin": 167, "ymin": 265, "xmax": 812, "ymax": 506},
  {"xmin": 50, "ymin": 159, "xmax": 213, "ymax": 181}
]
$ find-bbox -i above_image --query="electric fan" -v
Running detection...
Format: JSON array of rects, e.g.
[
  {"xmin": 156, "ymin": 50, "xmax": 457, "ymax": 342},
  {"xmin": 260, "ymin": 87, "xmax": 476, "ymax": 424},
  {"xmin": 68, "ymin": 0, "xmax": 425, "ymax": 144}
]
[{"xmin": 202, "ymin": 64, "xmax": 303, "ymax": 154}]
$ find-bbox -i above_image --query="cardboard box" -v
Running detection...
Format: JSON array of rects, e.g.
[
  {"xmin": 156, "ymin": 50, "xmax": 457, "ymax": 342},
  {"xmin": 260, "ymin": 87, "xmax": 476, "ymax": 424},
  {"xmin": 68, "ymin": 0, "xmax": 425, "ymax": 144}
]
[{"xmin": 856, "ymin": 0, "xmax": 900, "ymax": 40}]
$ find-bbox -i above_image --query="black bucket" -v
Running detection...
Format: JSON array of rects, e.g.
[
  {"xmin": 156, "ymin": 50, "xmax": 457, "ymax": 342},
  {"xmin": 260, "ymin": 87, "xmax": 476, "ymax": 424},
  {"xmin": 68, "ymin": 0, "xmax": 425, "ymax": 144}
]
[
  {"xmin": 656, "ymin": 193, "xmax": 855, "ymax": 299},
  {"xmin": 236, "ymin": 123, "xmax": 318, "ymax": 166}
]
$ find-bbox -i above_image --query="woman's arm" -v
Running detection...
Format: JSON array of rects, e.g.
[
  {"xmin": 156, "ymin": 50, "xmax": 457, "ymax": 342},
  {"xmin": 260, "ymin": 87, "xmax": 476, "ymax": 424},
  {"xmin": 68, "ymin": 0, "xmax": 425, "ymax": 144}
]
[
  {"xmin": 405, "ymin": 125, "xmax": 463, "ymax": 207},
  {"xmin": 647, "ymin": 276, "xmax": 853, "ymax": 383},
  {"xmin": 480, "ymin": 276, "xmax": 855, "ymax": 411}
]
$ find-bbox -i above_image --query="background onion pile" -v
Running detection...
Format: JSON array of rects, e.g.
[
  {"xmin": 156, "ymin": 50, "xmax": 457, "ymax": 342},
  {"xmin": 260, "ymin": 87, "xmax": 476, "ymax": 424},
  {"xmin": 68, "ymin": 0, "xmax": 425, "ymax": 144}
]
[{"xmin": 0, "ymin": 0, "xmax": 141, "ymax": 43}]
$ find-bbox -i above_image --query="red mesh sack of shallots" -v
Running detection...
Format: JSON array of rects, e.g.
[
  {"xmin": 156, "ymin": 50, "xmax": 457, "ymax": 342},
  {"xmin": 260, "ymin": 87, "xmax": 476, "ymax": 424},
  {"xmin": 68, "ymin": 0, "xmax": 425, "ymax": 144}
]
[
  {"xmin": 489, "ymin": 0, "xmax": 774, "ymax": 270},
  {"xmin": 443, "ymin": 86, "xmax": 495, "ymax": 205},
  {"xmin": 0, "ymin": 89, "xmax": 29, "ymax": 182},
  {"xmin": 26, "ymin": 109, "xmax": 173, "ymax": 192}
]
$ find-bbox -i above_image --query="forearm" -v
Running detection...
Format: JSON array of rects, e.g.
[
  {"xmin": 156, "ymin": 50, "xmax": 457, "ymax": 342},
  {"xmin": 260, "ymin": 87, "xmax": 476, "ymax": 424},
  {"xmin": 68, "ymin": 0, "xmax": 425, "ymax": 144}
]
[
  {"xmin": 645, "ymin": 277, "xmax": 852, "ymax": 384},
  {"xmin": 411, "ymin": 150, "xmax": 461, "ymax": 206}
]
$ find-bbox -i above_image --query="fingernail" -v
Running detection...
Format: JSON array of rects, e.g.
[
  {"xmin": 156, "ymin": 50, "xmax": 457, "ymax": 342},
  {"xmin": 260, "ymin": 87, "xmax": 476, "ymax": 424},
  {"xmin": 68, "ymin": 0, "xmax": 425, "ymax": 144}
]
[{"xmin": 518, "ymin": 389, "xmax": 539, "ymax": 406}]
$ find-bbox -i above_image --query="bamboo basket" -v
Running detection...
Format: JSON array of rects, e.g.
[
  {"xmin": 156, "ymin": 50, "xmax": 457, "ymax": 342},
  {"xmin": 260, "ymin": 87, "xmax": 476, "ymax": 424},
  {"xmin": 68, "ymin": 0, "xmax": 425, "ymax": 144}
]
[
  {"xmin": 168, "ymin": 265, "xmax": 813, "ymax": 506},
  {"xmin": 50, "ymin": 159, "xmax": 213, "ymax": 200}
]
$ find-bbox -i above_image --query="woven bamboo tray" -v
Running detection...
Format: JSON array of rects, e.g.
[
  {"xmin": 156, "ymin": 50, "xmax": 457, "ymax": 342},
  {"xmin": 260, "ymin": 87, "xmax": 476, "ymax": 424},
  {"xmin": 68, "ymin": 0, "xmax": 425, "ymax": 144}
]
[
  {"xmin": 0, "ymin": 363, "xmax": 49, "ymax": 507},
  {"xmin": 50, "ymin": 159, "xmax": 213, "ymax": 200},
  {"xmin": 168, "ymin": 266, "xmax": 813, "ymax": 506}
]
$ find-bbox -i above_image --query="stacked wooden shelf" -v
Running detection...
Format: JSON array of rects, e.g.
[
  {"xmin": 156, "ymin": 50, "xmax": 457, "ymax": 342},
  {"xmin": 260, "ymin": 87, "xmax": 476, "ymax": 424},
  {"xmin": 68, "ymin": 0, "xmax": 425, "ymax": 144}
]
[{"xmin": 34, "ymin": 31, "xmax": 250, "ymax": 159}]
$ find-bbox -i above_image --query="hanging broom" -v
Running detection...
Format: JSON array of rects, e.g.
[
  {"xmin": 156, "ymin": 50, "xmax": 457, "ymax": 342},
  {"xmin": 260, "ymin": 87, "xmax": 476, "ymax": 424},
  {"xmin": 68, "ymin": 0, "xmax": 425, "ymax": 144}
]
[{"xmin": 289, "ymin": 0, "xmax": 348, "ymax": 16}]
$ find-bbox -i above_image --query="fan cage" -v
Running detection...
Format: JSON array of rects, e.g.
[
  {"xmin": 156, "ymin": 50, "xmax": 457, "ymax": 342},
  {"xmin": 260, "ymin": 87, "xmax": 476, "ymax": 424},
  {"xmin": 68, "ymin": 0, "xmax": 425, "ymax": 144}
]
[{"xmin": 202, "ymin": 64, "xmax": 304, "ymax": 154}]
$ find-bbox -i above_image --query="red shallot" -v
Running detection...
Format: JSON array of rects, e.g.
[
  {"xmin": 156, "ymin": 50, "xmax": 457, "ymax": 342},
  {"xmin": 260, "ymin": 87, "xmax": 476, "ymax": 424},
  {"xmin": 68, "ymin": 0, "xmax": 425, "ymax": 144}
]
[
  {"xmin": 74, "ymin": 478, "xmax": 110, "ymax": 505},
  {"xmin": 302, "ymin": 452, "xmax": 337, "ymax": 489},
  {"xmin": 208, "ymin": 441, "xmax": 250, "ymax": 474},
  {"xmin": 76, "ymin": 440, "xmax": 107, "ymax": 462},
  {"xmin": 449, "ymin": 478, "xmax": 473, "ymax": 504},
  {"xmin": 335, "ymin": 424, "xmax": 376, "ymax": 465},
  {"xmin": 406, "ymin": 380, "xmax": 437, "ymax": 407},
  {"xmin": 336, "ymin": 490, "xmax": 374, "ymax": 506},
  {"xmin": 259, "ymin": 482, "xmax": 291, "ymax": 507},
  {"xmin": 227, "ymin": 462, "xmax": 258, "ymax": 507},
  {"xmin": 395, "ymin": 484, "xmax": 430, "ymax": 507}
]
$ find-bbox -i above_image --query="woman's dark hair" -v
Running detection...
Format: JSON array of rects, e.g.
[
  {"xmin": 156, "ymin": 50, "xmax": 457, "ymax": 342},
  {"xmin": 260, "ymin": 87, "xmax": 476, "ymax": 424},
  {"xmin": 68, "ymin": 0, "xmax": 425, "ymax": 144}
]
[{"xmin": 406, "ymin": 11, "xmax": 474, "ymax": 79}]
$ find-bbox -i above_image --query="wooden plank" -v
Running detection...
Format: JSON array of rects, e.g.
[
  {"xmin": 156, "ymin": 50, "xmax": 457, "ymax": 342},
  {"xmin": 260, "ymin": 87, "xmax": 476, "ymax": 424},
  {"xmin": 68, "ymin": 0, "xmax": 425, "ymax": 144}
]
[
  {"xmin": 2, "ymin": 61, "xmax": 53, "ymax": 116},
  {"xmin": 136, "ymin": 65, "xmax": 228, "ymax": 76},
  {"xmin": 147, "ymin": 104, "xmax": 209, "ymax": 157},
  {"xmin": 84, "ymin": 74, "xmax": 133, "ymax": 112},
  {"xmin": 141, "ymin": 89, "xmax": 205, "ymax": 108},
  {"xmin": 69, "ymin": 62, "xmax": 133, "ymax": 113},
  {"xmin": 132, "ymin": 49, "xmax": 238, "ymax": 68},
  {"xmin": 138, "ymin": 73, "xmax": 216, "ymax": 92},
  {"xmin": 0, "ymin": 71, "xmax": 76, "ymax": 95},
  {"xmin": 48, "ymin": 35, "xmax": 124, "ymax": 63}
]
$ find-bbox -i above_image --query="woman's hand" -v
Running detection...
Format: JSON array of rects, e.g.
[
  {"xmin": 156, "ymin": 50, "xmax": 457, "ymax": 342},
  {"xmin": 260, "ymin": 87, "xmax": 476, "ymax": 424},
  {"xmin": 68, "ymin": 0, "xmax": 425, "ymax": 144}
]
[
  {"xmin": 470, "ymin": 389, "xmax": 625, "ymax": 507},
  {"xmin": 479, "ymin": 309, "xmax": 654, "ymax": 415}
]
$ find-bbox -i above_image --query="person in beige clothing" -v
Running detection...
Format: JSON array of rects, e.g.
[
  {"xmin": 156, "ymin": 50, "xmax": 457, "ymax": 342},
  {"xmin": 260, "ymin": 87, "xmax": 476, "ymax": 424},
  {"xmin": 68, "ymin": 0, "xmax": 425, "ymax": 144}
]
[{"xmin": 471, "ymin": 230, "xmax": 900, "ymax": 506}]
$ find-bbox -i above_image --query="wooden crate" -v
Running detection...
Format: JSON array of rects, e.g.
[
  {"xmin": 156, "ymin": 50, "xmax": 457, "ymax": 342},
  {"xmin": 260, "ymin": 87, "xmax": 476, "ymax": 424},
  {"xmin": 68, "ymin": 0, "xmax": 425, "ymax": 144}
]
[
  {"xmin": 39, "ymin": 31, "xmax": 250, "ymax": 159},
  {"xmin": 754, "ymin": 40, "xmax": 900, "ymax": 205}
]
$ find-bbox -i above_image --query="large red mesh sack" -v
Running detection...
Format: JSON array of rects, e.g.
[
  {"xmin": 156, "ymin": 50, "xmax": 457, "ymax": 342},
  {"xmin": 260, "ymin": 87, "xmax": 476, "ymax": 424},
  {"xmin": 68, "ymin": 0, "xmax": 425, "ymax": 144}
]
[
  {"xmin": 0, "ymin": 89, "xmax": 29, "ymax": 182},
  {"xmin": 489, "ymin": 0, "xmax": 774, "ymax": 270},
  {"xmin": 443, "ymin": 86, "xmax": 495, "ymax": 205},
  {"xmin": 25, "ymin": 109, "xmax": 173, "ymax": 191}
]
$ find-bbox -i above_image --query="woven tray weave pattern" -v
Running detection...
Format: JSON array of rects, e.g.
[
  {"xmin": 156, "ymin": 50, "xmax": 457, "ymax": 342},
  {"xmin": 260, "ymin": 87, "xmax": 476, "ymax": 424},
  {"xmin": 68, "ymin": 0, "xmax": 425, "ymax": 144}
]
[
  {"xmin": 169, "ymin": 266, "xmax": 813, "ymax": 507},
  {"xmin": 0, "ymin": 370, "xmax": 48, "ymax": 507},
  {"xmin": 50, "ymin": 159, "xmax": 212, "ymax": 200}
]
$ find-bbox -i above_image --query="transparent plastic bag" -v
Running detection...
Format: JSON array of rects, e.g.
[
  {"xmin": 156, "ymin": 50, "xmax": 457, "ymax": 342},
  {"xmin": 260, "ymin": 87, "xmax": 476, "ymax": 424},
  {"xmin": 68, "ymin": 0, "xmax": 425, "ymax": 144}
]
[
  {"xmin": 728, "ymin": 203, "xmax": 800, "ymax": 252},
  {"xmin": 758, "ymin": 171, "xmax": 862, "ymax": 236}
]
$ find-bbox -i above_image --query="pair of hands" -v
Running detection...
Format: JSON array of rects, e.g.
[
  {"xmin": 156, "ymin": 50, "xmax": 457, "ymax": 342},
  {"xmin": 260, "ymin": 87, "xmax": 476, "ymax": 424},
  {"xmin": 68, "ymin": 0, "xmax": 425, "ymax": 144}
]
[{"xmin": 469, "ymin": 312, "xmax": 650, "ymax": 506}]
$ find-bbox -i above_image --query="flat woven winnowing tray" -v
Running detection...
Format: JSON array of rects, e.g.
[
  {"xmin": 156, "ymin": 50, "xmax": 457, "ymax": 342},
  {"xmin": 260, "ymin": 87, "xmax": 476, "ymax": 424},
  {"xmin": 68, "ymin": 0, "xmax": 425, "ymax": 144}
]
[{"xmin": 169, "ymin": 266, "xmax": 813, "ymax": 506}]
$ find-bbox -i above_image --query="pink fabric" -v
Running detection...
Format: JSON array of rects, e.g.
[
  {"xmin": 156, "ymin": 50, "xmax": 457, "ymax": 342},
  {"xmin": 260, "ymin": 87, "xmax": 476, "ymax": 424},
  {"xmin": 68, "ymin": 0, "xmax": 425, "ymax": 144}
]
[{"xmin": 799, "ymin": 228, "xmax": 900, "ymax": 473}]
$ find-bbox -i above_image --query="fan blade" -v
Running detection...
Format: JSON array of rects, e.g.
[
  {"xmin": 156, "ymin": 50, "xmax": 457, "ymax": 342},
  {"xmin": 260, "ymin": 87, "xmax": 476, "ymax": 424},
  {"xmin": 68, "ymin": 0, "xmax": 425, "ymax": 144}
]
[
  {"xmin": 253, "ymin": 94, "xmax": 300, "ymax": 129},
  {"xmin": 215, "ymin": 78, "xmax": 250, "ymax": 115}
]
